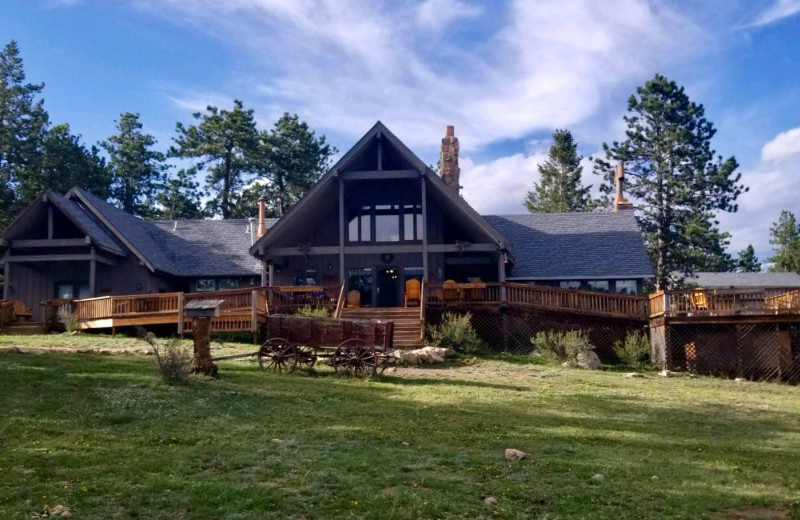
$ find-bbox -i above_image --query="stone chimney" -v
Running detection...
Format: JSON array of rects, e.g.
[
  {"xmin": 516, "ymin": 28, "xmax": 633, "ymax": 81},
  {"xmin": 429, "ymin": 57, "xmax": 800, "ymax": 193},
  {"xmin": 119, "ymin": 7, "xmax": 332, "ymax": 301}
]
[
  {"xmin": 257, "ymin": 195, "xmax": 267, "ymax": 237},
  {"xmin": 613, "ymin": 162, "xmax": 634, "ymax": 211},
  {"xmin": 441, "ymin": 125, "xmax": 460, "ymax": 192}
]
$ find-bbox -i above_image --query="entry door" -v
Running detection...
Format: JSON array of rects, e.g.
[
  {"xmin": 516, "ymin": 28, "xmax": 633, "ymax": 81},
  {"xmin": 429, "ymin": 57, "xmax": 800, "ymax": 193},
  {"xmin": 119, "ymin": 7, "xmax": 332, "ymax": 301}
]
[{"xmin": 375, "ymin": 267, "xmax": 399, "ymax": 307}]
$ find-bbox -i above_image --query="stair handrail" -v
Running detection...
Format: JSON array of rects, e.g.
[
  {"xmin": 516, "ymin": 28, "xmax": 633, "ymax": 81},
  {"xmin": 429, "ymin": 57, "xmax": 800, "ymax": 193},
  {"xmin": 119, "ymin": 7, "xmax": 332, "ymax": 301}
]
[
  {"xmin": 334, "ymin": 283, "xmax": 346, "ymax": 318},
  {"xmin": 419, "ymin": 280, "xmax": 426, "ymax": 341}
]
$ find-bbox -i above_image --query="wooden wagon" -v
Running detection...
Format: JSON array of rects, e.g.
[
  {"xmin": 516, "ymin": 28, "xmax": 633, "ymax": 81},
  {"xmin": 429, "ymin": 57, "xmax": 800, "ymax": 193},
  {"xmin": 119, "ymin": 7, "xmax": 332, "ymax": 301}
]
[{"xmin": 258, "ymin": 315, "xmax": 395, "ymax": 377}]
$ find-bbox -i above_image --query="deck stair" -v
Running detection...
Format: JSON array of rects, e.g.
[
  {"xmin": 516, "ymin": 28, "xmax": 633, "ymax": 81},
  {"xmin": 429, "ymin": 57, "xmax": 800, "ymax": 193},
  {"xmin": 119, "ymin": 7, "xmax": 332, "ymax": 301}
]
[
  {"xmin": 340, "ymin": 307, "xmax": 424, "ymax": 349},
  {"xmin": 1, "ymin": 322, "xmax": 46, "ymax": 335}
]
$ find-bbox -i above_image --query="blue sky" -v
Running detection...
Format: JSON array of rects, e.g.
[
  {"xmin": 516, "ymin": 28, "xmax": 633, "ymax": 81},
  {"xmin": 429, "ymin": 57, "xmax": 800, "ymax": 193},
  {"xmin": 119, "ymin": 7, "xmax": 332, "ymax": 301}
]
[{"xmin": 2, "ymin": 0, "xmax": 800, "ymax": 262}]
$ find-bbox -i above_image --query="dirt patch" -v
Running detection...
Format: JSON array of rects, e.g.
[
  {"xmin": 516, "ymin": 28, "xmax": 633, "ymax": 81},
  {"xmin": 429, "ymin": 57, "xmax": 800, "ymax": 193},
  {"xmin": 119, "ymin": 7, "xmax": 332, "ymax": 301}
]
[{"xmin": 714, "ymin": 506, "xmax": 790, "ymax": 519}]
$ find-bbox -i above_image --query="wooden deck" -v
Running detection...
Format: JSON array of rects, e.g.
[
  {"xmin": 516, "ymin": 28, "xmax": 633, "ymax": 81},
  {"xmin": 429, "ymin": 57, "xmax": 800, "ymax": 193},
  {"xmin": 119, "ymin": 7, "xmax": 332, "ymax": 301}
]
[
  {"xmin": 649, "ymin": 287, "xmax": 800, "ymax": 323},
  {"xmin": 59, "ymin": 285, "xmax": 344, "ymax": 336},
  {"xmin": 425, "ymin": 282, "xmax": 648, "ymax": 321}
]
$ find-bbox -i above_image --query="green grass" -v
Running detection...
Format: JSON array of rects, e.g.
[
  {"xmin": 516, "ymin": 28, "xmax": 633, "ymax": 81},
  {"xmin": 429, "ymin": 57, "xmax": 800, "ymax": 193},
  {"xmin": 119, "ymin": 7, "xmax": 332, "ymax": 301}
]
[{"xmin": 1, "ymin": 347, "xmax": 800, "ymax": 519}]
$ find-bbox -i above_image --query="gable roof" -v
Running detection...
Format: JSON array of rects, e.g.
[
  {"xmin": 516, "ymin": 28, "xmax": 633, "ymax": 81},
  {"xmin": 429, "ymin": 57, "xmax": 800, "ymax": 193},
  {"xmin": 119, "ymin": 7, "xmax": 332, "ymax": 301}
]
[
  {"xmin": 250, "ymin": 121, "xmax": 506, "ymax": 254},
  {"xmin": 70, "ymin": 188, "xmax": 269, "ymax": 277},
  {"xmin": 484, "ymin": 212, "xmax": 654, "ymax": 280},
  {"xmin": 0, "ymin": 190, "xmax": 126, "ymax": 257},
  {"xmin": 685, "ymin": 271, "xmax": 800, "ymax": 288}
]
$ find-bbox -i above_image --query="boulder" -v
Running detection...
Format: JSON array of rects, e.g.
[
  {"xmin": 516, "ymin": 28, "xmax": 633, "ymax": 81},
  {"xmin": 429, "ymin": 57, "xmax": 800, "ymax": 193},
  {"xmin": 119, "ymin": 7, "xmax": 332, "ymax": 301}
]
[
  {"xmin": 393, "ymin": 346, "xmax": 455, "ymax": 365},
  {"xmin": 576, "ymin": 351, "xmax": 602, "ymax": 370},
  {"xmin": 590, "ymin": 473, "xmax": 605, "ymax": 483},
  {"xmin": 483, "ymin": 496, "xmax": 498, "ymax": 505},
  {"xmin": 659, "ymin": 370, "xmax": 680, "ymax": 377},
  {"xmin": 505, "ymin": 448, "xmax": 527, "ymax": 462},
  {"xmin": 623, "ymin": 372, "xmax": 645, "ymax": 378}
]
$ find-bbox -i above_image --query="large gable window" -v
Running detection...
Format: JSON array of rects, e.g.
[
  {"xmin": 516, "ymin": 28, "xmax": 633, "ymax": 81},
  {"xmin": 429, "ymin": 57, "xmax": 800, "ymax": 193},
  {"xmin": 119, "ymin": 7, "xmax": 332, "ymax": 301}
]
[{"xmin": 348, "ymin": 204, "xmax": 421, "ymax": 243}]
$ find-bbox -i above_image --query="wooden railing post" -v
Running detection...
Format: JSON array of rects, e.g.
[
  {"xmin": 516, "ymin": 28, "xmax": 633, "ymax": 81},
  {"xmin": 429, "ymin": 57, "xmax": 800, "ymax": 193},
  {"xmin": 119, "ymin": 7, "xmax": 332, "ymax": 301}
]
[
  {"xmin": 251, "ymin": 289, "xmax": 258, "ymax": 336},
  {"xmin": 177, "ymin": 292, "xmax": 185, "ymax": 338}
]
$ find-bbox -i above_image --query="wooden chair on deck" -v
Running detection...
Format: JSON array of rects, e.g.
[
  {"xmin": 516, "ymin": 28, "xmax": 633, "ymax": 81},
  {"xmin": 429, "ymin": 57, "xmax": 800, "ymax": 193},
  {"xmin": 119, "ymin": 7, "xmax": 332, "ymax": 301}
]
[
  {"xmin": 443, "ymin": 280, "xmax": 458, "ymax": 304},
  {"xmin": 404, "ymin": 279, "xmax": 421, "ymax": 307},
  {"xmin": 346, "ymin": 290, "xmax": 361, "ymax": 308},
  {"xmin": 13, "ymin": 300, "xmax": 33, "ymax": 322},
  {"xmin": 690, "ymin": 289, "xmax": 708, "ymax": 311},
  {"xmin": 468, "ymin": 278, "xmax": 484, "ymax": 301}
]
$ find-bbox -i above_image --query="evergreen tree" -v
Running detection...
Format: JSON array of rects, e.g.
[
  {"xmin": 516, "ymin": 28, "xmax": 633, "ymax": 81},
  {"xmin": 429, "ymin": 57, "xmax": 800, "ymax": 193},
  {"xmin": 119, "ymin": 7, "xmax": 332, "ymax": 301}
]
[
  {"xmin": 171, "ymin": 100, "xmax": 259, "ymax": 219},
  {"xmin": 0, "ymin": 40, "xmax": 49, "ymax": 228},
  {"xmin": 155, "ymin": 168, "xmax": 205, "ymax": 220},
  {"xmin": 594, "ymin": 74, "xmax": 746, "ymax": 288},
  {"xmin": 101, "ymin": 113, "xmax": 168, "ymax": 217},
  {"xmin": 736, "ymin": 244, "xmax": 761, "ymax": 273},
  {"xmin": 682, "ymin": 210, "xmax": 734, "ymax": 272},
  {"xmin": 767, "ymin": 211, "xmax": 800, "ymax": 273},
  {"xmin": 247, "ymin": 113, "xmax": 335, "ymax": 218},
  {"xmin": 17, "ymin": 123, "xmax": 110, "ymax": 201},
  {"xmin": 525, "ymin": 129, "xmax": 593, "ymax": 213}
]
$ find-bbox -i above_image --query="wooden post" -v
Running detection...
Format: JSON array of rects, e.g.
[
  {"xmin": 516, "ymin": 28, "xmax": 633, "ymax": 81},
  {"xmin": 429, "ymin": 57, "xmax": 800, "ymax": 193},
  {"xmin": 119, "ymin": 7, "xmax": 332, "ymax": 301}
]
[
  {"xmin": 338, "ymin": 174, "xmax": 346, "ymax": 285},
  {"xmin": 251, "ymin": 289, "xmax": 258, "ymax": 343},
  {"xmin": 190, "ymin": 316, "xmax": 217, "ymax": 377},
  {"xmin": 260, "ymin": 258, "xmax": 268, "ymax": 286},
  {"xmin": 89, "ymin": 247, "xmax": 97, "ymax": 297},
  {"xmin": 177, "ymin": 292, "xmax": 185, "ymax": 338},
  {"xmin": 421, "ymin": 174, "xmax": 428, "ymax": 282},
  {"xmin": 2, "ymin": 253, "xmax": 9, "ymax": 300},
  {"xmin": 498, "ymin": 253, "xmax": 506, "ymax": 304},
  {"xmin": 47, "ymin": 206, "xmax": 54, "ymax": 240},
  {"xmin": 268, "ymin": 263, "xmax": 275, "ymax": 287}
]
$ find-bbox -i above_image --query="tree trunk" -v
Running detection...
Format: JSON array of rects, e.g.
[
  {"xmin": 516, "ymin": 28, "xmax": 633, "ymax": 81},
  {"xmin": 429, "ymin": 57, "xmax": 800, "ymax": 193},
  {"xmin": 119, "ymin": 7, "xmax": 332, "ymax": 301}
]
[{"xmin": 191, "ymin": 316, "xmax": 218, "ymax": 376}]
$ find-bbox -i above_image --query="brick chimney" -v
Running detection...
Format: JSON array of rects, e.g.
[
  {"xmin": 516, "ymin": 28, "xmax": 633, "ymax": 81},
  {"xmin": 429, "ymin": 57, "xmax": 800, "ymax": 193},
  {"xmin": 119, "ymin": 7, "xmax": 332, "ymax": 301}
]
[
  {"xmin": 257, "ymin": 195, "xmax": 267, "ymax": 237},
  {"xmin": 441, "ymin": 125, "xmax": 460, "ymax": 192},
  {"xmin": 613, "ymin": 162, "xmax": 634, "ymax": 211}
]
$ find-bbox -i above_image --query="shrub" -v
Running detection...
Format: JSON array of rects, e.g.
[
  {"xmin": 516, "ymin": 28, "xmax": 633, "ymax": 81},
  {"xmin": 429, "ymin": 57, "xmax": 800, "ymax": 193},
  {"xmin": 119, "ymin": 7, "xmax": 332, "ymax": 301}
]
[
  {"xmin": 531, "ymin": 330, "xmax": 594, "ymax": 363},
  {"xmin": 428, "ymin": 312, "xmax": 484, "ymax": 354},
  {"xmin": 613, "ymin": 331, "xmax": 651, "ymax": 368},
  {"xmin": 140, "ymin": 332, "xmax": 192, "ymax": 384},
  {"xmin": 57, "ymin": 308, "xmax": 80, "ymax": 334},
  {"xmin": 295, "ymin": 305, "xmax": 330, "ymax": 317}
]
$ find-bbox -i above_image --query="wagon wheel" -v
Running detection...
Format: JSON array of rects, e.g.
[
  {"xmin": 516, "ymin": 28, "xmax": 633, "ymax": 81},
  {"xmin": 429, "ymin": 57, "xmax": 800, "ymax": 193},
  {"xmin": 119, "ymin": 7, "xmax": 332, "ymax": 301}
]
[
  {"xmin": 376, "ymin": 351, "xmax": 396, "ymax": 375},
  {"xmin": 258, "ymin": 338, "xmax": 298, "ymax": 373},
  {"xmin": 295, "ymin": 345, "xmax": 317, "ymax": 369},
  {"xmin": 333, "ymin": 339, "xmax": 378, "ymax": 378}
]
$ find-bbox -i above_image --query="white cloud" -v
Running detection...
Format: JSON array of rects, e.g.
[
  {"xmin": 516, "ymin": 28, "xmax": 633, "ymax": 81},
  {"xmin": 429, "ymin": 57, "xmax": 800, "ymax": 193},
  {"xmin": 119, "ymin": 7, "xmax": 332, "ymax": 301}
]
[
  {"xmin": 416, "ymin": 0, "xmax": 482, "ymax": 30},
  {"xmin": 460, "ymin": 151, "xmax": 547, "ymax": 215},
  {"xmin": 719, "ymin": 125, "xmax": 800, "ymax": 260},
  {"xmin": 761, "ymin": 127, "xmax": 800, "ymax": 163},
  {"xmin": 134, "ymin": 0, "xmax": 706, "ymax": 153},
  {"xmin": 751, "ymin": 0, "xmax": 800, "ymax": 26}
]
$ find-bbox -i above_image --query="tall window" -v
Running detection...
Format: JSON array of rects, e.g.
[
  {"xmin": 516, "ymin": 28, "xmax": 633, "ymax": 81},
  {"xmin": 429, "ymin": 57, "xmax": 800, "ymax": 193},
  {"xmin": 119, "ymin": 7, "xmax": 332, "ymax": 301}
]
[
  {"xmin": 348, "ymin": 206, "xmax": 371, "ymax": 242},
  {"xmin": 403, "ymin": 205, "xmax": 423, "ymax": 241},
  {"xmin": 375, "ymin": 205, "xmax": 400, "ymax": 242}
]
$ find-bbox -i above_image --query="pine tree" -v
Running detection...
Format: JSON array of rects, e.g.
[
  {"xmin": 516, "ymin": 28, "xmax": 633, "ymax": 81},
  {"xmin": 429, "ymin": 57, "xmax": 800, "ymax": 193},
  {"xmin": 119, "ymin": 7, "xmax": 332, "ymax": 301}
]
[
  {"xmin": 736, "ymin": 244, "xmax": 761, "ymax": 273},
  {"xmin": 155, "ymin": 169, "xmax": 205, "ymax": 220},
  {"xmin": 767, "ymin": 211, "xmax": 800, "ymax": 273},
  {"xmin": 17, "ymin": 123, "xmax": 110, "ymax": 201},
  {"xmin": 525, "ymin": 129, "xmax": 593, "ymax": 213},
  {"xmin": 594, "ymin": 74, "xmax": 746, "ymax": 288},
  {"xmin": 248, "ymin": 113, "xmax": 335, "ymax": 218},
  {"xmin": 0, "ymin": 40, "xmax": 49, "ymax": 228},
  {"xmin": 171, "ymin": 100, "xmax": 259, "ymax": 219},
  {"xmin": 100, "ymin": 113, "xmax": 167, "ymax": 217}
]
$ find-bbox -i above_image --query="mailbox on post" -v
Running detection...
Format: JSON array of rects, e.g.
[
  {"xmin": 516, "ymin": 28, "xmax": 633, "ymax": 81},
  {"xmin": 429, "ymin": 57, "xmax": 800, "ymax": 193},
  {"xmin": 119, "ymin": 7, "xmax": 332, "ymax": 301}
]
[{"xmin": 185, "ymin": 299, "xmax": 224, "ymax": 318}]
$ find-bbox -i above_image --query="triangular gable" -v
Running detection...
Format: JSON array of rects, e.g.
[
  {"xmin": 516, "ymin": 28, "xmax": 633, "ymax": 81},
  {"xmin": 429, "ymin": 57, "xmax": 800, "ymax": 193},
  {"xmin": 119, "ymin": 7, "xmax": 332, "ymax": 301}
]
[
  {"xmin": 1, "ymin": 190, "xmax": 127, "ymax": 256},
  {"xmin": 250, "ymin": 121, "xmax": 507, "ymax": 254}
]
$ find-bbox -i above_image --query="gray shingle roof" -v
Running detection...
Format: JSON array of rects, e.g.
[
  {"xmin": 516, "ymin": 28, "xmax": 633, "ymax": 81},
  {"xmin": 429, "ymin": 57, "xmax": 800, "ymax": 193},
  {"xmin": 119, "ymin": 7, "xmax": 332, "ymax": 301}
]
[
  {"xmin": 74, "ymin": 188, "xmax": 276, "ymax": 277},
  {"xmin": 150, "ymin": 218, "xmax": 278, "ymax": 277},
  {"xmin": 685, "ymin": 272, "xmax": 800, "ymax": 288},
  {"xmin": 483, "ymin": 212, "xmax": 654, "ymax": 280},
  {"xmin": 46, "ymin": 191, "xmax": 127, "ymax": 256}
]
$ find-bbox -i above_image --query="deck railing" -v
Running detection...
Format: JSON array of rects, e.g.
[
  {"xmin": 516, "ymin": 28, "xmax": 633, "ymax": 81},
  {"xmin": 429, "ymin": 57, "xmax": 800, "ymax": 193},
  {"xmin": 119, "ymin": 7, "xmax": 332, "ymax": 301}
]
[
  {"xmin": 649, "ymin": 287, "xmax": 800, "ymax": 319},
  {"xmin": 262, "ymin": 285, "xmax": 343, "ymax": 315},
  {"xmin": 74, "ymin": 296, "xmax": 114, "ymax": 320},
  {"xmin": 0, "ymin": 300, "xmax": 14, "ymax": 329},
  {"xmin": 426, "ymin": 282, "xmax": 648, "ymax": 320},
  {"xmin": 41, "ymin": 299, "xmax": 74, "ymax": 327}
]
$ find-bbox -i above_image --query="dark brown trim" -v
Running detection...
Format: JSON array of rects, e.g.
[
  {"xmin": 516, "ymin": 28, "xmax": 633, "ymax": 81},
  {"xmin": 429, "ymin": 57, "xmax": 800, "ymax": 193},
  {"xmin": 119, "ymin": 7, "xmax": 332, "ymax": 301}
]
[
  {"xmin": 341, "ymin": 169, "xmax": 419, "ymax": 180},
  {"xmin": 5, "ymin": 253, "xmax": 117, "ymax": 266},
  {"xmin": 11, "ymin": 238, "xmax": 90, "ymax": 248},
  {"xmin": 268, "ymin": 242, "xmax": 498, "ymax": 257}
]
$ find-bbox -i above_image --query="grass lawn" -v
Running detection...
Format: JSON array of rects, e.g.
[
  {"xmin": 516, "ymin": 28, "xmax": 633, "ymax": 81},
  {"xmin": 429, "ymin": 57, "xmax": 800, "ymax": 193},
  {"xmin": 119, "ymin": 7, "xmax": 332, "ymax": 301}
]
[{"xmin": 1, "ymin": 340, "xmax": 799, "ymax": 519}]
